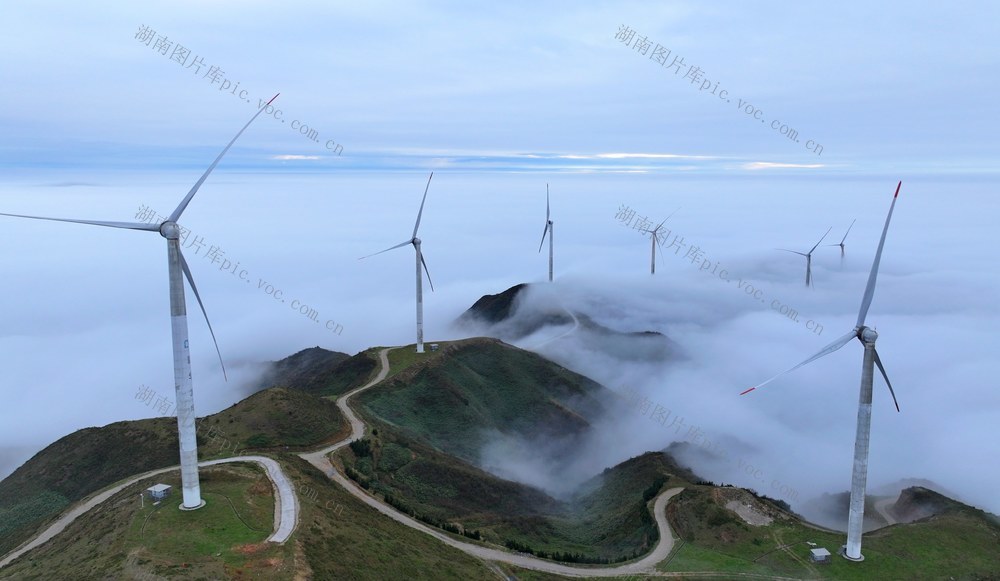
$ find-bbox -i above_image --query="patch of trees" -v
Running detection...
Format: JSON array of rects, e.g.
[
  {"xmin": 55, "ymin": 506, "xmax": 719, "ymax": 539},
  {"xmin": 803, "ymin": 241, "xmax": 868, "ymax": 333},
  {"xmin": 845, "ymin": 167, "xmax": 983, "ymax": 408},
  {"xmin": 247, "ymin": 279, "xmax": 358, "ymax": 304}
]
[
  {"xmin": 642, "ymin": 476, "xmax": 667, "ymax": 503},
  {"xmin": 349, "ymin": 438, "xmax": 373, "ymax": 458},
  {"xmin": 502, "ymin": 539, "xmax": 642, "ymax": 564},
  {"xmin": 344, "ymin": 465, "xmax": 370, "ymax": 490},
  {"xmin": 382, "ymin": 493, "xmax": 482, "ymax": 541}
]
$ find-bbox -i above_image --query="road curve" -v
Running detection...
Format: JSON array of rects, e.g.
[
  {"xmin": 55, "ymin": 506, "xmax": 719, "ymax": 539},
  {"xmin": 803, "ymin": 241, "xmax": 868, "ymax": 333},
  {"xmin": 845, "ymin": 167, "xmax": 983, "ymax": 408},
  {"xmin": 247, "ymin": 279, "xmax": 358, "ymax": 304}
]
[
  {"xmin": 0, "ymin": 455, "xmax": 297, "ymax": 569},
  {"xmin": 874, "ymin": 495, "xmax": 898, "ymax": 526},
  {"xmin": 299, "ymin": 347, "xmax": 686, "ymax": 577}
]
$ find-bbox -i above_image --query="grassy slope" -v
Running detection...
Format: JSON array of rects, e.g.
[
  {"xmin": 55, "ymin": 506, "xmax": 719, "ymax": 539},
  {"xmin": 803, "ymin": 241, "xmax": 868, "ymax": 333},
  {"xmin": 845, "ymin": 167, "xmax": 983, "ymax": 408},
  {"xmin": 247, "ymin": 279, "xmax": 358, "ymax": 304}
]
[
  {"xmin": 360, "ymin": 338, "xmax": 607, "ymax": 462},
  {"xmin": 0, "ymin": 463, "xmax": 287, "ymax": 580},
  {"xmin": 342, "ymin": 339, "xmax": 692, "ymax": 562},
  {"xmin": 660, "ymin": 485, "xmax": 1000, "ymax": 580},
  {"xmin": 265, "ymin": 347, "xmax": 379, "ymax": 398},
  {"xmin": 0, "ymin": 387, "xmax": 343, "ymax": 559},
  {"xmin": 341, "ymin": 420, "xmax": 691, "ymax": 562}
]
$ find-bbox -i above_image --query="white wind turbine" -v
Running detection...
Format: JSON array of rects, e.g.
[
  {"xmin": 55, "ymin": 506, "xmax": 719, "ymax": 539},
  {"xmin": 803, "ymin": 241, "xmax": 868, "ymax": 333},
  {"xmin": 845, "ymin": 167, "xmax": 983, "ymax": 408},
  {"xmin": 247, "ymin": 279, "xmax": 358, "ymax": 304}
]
[
  {"xmin": 361, "ymin": 173, "xmax": 435, "ymax": 353},
  {"xmin": 742, "ymin": 181, "xmax": 903, "ymax": 562},
  {"xmin": 638, "ymin": 208, "xmax": 679, "ymax": 275},
  {"xmin": 0, "ymin": 94, "xmax": 279, "ymax": 510},
  {"xmin": 829, "ymin": 218, "xmax": 858, "ymax": 265},
  {"xmin": 538, "ymin": 185, "xmax": 554, "ymax": 282},
  {"xmin": 779, "ymin": 226, "xmax": 832, "ymax": 287}
]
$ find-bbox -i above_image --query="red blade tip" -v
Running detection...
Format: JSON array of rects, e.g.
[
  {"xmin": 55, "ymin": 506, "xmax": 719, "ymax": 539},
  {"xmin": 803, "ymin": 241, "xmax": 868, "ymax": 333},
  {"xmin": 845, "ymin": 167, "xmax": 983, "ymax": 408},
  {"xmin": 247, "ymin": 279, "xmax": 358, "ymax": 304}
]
[
  {"xmin": 267, "ymin": 93, "xmax": 280, "ymax": 106},
  {"xmin": 739, "ymin": 387, "xmax": 756, "ymax": 396},
  {"xmin": 894, "ymin": 181, "xmax": 902, "ymax": 198}
]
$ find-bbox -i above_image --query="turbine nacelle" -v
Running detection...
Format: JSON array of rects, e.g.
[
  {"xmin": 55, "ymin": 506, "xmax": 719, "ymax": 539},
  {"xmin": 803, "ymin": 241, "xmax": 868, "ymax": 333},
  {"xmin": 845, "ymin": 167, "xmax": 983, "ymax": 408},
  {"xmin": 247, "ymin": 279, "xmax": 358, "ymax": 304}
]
[
  {"xmin": 159, "ymin": 221, "xmax": 181, "ymax": 240},
  {"xmin": 859, "ymin": 326, "xmax": 878, "ymax": 343}
]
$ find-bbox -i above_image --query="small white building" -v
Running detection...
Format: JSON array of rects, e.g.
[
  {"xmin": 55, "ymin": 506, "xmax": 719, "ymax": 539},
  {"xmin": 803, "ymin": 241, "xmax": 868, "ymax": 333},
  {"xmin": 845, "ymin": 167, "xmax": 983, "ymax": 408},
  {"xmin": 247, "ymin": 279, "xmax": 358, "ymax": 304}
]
[
  {"xmin": 809, "ymin": 547, "xmax": 832, "ymax": 564},
  {"xmin": 146, "ymin": 483, "xmax": 172, "ymax": 502}
]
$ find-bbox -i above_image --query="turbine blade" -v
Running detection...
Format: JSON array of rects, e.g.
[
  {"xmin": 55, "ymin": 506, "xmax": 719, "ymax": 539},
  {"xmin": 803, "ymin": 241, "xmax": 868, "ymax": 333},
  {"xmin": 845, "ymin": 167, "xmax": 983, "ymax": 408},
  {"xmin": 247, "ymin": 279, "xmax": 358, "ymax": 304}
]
[
  {"xmin": 857, "ymin": 181, "xmax": 902, "ymax": 328},
  {"xmin": 420, "ymin": 252, "xmax": 435, "ymax": 292},
  {"xmin": 808, "ymin": 226, "xmax": 833, "ymax": 255},
  {"xmin": 778, "ymin": 249, "xmax": 808, "ymax": 257},
  {"xmin": 546, "ymin": 184, "xmax": 550, "ymax": 222},
  {"xmin": 660, "ymin": 206, "xmax": 681, "ymax": 226},
  {"xmin": 840, "ymin": 218, "xmax": 857, "ymax": 245},
  {"xmin": 0, "ymin": 212, "xmax": 158, "ymax": 231},
  {"xmin": 740, "ymin": 329, "xmax": 857, "ymax": 395},
  {"xmin": 359, "ymin": 239, "xmax": 412, "ymax": 260},
  {"xmin": 169, "ymin": 93, "xmax": 280, "ymax": 222},
  {"xmin": 179, "ymin": 249, "xmax": 227, "ymax": 381},
  {"xmin": 537, "ymin": 223, "xmax": 549, "ymax": 253},
  {"xmin": 411, "ymin": 172, "xmax": 434, "ymax": 239},
  {"xmin": 873, "ymin": 348, "xmax": 900, "ymax": 412}
]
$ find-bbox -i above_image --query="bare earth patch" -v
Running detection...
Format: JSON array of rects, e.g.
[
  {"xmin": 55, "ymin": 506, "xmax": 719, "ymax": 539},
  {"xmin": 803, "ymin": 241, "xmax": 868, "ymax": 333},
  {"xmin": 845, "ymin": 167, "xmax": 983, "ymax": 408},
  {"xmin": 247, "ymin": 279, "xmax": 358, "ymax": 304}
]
[{"xmin": 725, "ymin": 500, "xmax": 774, "ymax": 526}]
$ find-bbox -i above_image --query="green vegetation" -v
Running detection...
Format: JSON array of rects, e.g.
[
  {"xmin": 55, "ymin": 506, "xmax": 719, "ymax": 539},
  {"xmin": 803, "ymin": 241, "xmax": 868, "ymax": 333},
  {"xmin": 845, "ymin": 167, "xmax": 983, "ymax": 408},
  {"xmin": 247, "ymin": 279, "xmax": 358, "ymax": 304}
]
[
  {"xmin": 288, "ymin": 456, "xmax": 520, "ymax": 580},
  {"xmin": 0, "ymin": 464, "xmax": 292, "ymax": 580},
  {"xmin": 360, "ymin": 338, "xmax": 607, "ymax": 461},
  {"xmin": 0, "ymin": 387, "xmax": 342, "ymax": 559},
  {"xmin": 659, "ymin": 484, "xmax": 1000, "ymax": 579},
  {"xmin": 384, "ymin": 342, "xmax": 453, "ymax": 379},
  {"xmin": 0, "ymin": 417, "xmax": 179, "ymax": 557},
  {"xmin": 4, "ymin": 338, "xmax": 1000, "ymax": 578},
  {"xmin": 199, "ymin": 386, "xmax": 345, "ymax": 453},
  {"xmin": 336, "ymin": 407, "xmax": 682, "ymax": 563}
]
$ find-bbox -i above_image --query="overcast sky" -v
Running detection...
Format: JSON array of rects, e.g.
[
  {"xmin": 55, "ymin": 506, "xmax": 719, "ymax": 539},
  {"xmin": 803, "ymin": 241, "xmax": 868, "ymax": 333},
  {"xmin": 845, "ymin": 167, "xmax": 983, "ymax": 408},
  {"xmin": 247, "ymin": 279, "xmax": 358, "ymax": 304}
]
[{"xmin": 1, "ymin": 2, "xmax": 997, "ymax": 515}]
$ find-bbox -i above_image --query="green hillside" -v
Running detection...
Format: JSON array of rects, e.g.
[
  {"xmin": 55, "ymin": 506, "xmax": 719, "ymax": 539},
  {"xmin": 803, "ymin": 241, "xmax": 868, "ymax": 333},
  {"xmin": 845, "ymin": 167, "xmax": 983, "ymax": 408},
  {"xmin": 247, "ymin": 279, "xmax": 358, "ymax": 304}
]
[
  {"xmin": 356, "ymin": 338, "xmax": 609, "ymax": 461},
  {"xmin": 342, "ymin": 338, "xmax": 688, "ymax": 562},
  {"xmin": 4, "ymin": 338, "xmax": 999, "ymax": 579},
  {"xmin": 262, "ymin": 346, "xmax": 379, "ymax": 398},
  {"xmin": 0, "ymin": 386, "xmax": 344, "ymax": 558},
  {"xmin": 660, "ymin": 484, "xmax": 1000, "ymax": 579}
]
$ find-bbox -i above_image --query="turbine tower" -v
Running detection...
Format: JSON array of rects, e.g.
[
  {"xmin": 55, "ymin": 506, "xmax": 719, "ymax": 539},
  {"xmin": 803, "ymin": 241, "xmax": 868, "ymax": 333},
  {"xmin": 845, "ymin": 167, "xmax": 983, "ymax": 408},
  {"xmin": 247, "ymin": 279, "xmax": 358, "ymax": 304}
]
[
  {"xmin": 0, "ymin": 94, "xmax": 279, "ymax": 510},
  {"xmin": 639, "ymin": 208, "xmax": 678, "ymax": 275},
  {"xmin": 779, "ymin": 226, "xmax": 832, "ymax": 287},
  {"xmin": 742, "ymin": 181, "xmax": 903, "ymax": 562},
  {"xmin": 538, "ymin": 185, "xmax": 553, "ymax": 282},
  {"xmin": 830, "ymin": 218, "xmax": 857, "ymax": 265},
  {"xmin": 361, "ymin": 173, "xmax": 435, "ymax": 353}
]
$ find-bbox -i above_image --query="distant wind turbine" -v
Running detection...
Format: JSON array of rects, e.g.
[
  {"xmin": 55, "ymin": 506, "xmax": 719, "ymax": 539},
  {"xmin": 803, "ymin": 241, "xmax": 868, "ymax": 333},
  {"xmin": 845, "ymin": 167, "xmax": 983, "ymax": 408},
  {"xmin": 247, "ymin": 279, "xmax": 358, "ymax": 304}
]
[
  {"xmin": 638, "ymin": 208, "xmax": 679, "ymax": 275},
  {"xmin": 0, "ymin": 94, "xmax": 279, "ymax": 510},
  {"xmin": 779, "ymin": 227, "xmax": 832, "ymax": 287},
  {"xmin": 538, "ymin": 185, "xmax": 554, "ymax": 282},
  {"xmin": 361, "ymin": 173, "xmax": 435, "ymax": 353},
  {"xmin": 829, "ymin": 218, "xmax": 857, "ymax": 264},
  {"xmin": 742, "ymin": 181, "xmax": 903, "ymax": 562}
]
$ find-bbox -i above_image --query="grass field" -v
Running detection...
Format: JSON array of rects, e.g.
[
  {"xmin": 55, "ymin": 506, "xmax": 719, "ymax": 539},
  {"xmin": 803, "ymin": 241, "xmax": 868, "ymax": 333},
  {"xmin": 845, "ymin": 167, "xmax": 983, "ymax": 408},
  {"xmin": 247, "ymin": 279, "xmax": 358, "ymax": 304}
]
[
  {"xmin": 657, "ymin": 485, "xmax": 1000, "ymax": 580},
  {"xmin": 0, "ymin": 463, "xmax": 294, "ymax": 580}
]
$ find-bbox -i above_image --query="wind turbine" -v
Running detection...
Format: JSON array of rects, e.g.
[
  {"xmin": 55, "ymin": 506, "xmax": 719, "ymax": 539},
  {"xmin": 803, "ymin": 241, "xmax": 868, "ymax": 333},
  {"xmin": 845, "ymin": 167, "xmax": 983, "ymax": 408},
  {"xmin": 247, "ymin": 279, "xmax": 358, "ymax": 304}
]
[
  {"xmin": 361, "ymin": 173, "xmax": 435, "ymax": 353},
  {"xmin": 537, "ymin": 184, "xmax": 554, "ymax": 282},
  {"xmin": 0, "ymin": 94, "xmax": 279, "ymax": 510},
  {"xmin": 741, "ymin": 181, "xmax": 903, "ymax": 562},
  {"xmin": 779, "ymin": 226, "xmax": 832, "ymax": 287},
  {"xmin": 639, "ymin": 208, "xmax": 679, "ymax": 275},
  {"xmin": 829, "ymin": 218, "xmax": 857, "ymax": 264}
]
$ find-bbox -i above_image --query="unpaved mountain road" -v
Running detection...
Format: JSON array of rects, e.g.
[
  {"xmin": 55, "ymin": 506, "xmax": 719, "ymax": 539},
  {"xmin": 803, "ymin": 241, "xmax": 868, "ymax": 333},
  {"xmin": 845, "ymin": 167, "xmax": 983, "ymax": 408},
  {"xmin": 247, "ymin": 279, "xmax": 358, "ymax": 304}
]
[
  {"xmin": 299, "ymin": 347, "xmax": 689, "ymax": 577},
  {"xmin": 0, "ymin": 455, "xmax": 297, "ymax": 569}
]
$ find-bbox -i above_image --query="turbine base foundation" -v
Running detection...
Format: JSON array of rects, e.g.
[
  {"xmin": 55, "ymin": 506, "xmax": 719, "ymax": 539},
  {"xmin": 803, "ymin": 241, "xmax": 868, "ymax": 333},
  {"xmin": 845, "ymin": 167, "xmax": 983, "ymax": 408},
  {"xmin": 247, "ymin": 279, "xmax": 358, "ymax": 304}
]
[
  {"xmin": 179, "ymin": 500, "xmax": 206, "ymax": 511},
  {"xmin": 840, "ymin": 545, "xmax": 865, "ymax": 562}
]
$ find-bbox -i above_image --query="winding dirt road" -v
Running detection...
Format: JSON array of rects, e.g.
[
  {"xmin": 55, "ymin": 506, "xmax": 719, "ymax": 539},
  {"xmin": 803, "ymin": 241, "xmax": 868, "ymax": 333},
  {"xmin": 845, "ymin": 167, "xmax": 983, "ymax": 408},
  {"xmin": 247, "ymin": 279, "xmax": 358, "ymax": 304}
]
[
  {"xmin": 0, "ymin": 455, "xmax": 297, "ymax": 569},
  {"xmin": 3, "ymin": 345, "xmax": 685, "ymax": 577},
  {"xmin": 299, "ymin": 347, "xmax": 686, "ymax": 577}
]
